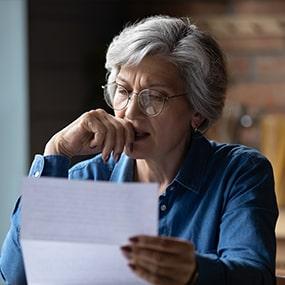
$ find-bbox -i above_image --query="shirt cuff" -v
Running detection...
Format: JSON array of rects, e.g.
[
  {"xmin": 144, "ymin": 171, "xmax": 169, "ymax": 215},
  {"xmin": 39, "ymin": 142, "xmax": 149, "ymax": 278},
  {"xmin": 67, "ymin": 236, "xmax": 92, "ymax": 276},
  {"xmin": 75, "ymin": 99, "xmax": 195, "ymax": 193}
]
[
  {"xmin": 195, "ymin": 253, "xmax": 224, "ymax": 284},
  {"xmin": 28, "ymin": 154, "xmax": 70, "ymax": 178}
]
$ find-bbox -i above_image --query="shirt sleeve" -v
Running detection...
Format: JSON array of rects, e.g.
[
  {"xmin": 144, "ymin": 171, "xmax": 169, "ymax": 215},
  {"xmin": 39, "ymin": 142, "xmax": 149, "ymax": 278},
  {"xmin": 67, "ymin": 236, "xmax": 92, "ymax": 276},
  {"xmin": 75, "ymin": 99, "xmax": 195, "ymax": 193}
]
[
  {"xmin": 29, "ymin": 154, "xmax": 70, "ymax": 178},
  {"xmin": 0, "ymin": 154, "xmax": 70, "ymax": 284},
  {"xmin": 195, "ymin": 155, "xmax": 278, "ymax": 285},
  {"xmin": 0, "ymin": 198, "xmax": 26, "ymax": 285}
]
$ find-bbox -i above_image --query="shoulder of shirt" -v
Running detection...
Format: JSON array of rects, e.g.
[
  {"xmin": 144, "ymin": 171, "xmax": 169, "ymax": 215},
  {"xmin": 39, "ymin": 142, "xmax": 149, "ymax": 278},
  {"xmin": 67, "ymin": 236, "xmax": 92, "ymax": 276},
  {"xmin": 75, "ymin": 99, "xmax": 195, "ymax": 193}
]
[{"xmin": 207, "ymin": 138, "xmax": 270, "ymax": 167}]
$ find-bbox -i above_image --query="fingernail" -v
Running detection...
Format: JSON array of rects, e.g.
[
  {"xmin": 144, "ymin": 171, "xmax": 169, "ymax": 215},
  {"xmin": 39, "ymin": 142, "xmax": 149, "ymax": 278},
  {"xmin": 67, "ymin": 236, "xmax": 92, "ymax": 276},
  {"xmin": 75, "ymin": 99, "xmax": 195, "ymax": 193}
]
[
  {"xmin": 120, "ymin": 245, "xmax": 132, "ymax": 253},
  {"xmin": 120, "ymin": 245, "xmax": 133, "ymax": 259},
  {"xmin": 129, "ymin": 236, "xmax": 139, "ymax": 243},
  {"xmin": 128, "ymin": 263, "xmax": 136, "ymax": 271},
  {"xmin": 103, "ymin": 154, "xmax": 109, "ymax": 163},
  {"xmin": 114, "ymin": 153, "xmax": 120, "ymax": 162}
]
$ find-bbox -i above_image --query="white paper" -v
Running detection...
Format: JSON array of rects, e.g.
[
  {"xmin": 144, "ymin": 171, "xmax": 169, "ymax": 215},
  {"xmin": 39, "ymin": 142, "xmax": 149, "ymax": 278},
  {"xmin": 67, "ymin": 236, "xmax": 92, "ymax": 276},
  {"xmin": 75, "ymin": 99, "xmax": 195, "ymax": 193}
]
[{"xmin": 20, "ymin": 177, "xmax": 158, "ymax": 285}]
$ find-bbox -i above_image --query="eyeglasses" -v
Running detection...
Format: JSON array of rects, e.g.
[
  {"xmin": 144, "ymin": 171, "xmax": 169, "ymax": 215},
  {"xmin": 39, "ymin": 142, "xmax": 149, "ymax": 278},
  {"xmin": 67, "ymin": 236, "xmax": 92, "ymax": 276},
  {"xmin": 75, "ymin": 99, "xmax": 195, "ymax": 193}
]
[{"xmin": 102, "ymin": 82, "xmax": 187, "ymax": 117}]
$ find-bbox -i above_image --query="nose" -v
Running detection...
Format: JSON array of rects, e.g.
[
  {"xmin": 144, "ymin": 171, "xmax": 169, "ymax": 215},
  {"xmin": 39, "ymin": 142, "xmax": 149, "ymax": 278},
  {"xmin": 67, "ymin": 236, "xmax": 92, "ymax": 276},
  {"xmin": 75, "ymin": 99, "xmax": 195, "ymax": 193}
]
[{"xmin": 124, "ymin": 93, "xmax": 143, "ymax": 120}]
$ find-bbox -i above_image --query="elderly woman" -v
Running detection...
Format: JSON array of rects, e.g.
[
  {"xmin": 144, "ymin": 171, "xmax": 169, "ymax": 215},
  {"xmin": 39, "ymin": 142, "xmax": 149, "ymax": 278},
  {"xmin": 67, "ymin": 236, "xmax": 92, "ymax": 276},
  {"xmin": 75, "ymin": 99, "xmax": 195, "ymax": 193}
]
[{"xmin": 0, "ymin": 15, "xmax": 278, "ymax": 285}]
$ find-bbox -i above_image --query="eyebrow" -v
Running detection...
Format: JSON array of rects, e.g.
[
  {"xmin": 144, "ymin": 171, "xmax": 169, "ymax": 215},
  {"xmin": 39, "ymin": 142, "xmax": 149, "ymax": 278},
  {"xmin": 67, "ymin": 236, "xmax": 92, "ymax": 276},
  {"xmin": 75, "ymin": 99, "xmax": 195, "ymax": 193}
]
[{"xmin": 116, "ymin": 76, "xmax": 172, "ymax": 90}]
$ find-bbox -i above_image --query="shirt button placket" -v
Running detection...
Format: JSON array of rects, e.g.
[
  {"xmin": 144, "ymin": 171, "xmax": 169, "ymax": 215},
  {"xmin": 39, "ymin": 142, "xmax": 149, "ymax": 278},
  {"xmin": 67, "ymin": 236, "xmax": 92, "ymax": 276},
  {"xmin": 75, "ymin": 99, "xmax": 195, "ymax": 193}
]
[
  {"xmin": 160, "ymin": 204, "xmax": 167, "ymax": 212},
  {"xmin": 159, "ymin": 184, "xmax": 174, "ymax": 214},
  {"xmin": 159, "ymin": 193, "xmax": 169, "ymax": 236}
]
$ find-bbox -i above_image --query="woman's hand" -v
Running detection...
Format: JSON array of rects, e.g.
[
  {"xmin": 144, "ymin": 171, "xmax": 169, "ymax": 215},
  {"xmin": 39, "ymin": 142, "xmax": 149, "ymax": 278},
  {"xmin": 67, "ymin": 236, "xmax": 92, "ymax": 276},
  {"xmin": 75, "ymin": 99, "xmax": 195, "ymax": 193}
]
[
  {"xmin": 44, "ymin": 109, "xmax": 134, "ymax": 160},
  {"xmin": 121, "ymin": 235, "xmax": 197, "ymax": 285}
]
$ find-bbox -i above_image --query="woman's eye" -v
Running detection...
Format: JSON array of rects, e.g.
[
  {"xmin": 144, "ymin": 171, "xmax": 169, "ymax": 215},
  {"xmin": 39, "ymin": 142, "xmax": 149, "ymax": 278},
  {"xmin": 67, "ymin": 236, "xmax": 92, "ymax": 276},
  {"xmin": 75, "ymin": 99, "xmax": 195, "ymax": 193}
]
[
  {"xmin": 116, "ymin": 86, "xmax": 128, "ymax": 95},
  {"xmin": 148, "ymin": 91, "xmax": 164, "ymax": 102},
  {"xmin": 148, "ymin": 93, "xmax": 164, "ymax": 102}
]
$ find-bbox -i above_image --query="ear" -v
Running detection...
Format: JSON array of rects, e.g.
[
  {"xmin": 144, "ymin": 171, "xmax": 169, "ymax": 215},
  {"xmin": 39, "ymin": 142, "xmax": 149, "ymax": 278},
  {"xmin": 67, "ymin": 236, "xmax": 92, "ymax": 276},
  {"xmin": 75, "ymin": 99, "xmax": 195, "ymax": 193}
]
[{"xmin": 191, "ymin": 112, "xmax": 205, "ymax": 130}]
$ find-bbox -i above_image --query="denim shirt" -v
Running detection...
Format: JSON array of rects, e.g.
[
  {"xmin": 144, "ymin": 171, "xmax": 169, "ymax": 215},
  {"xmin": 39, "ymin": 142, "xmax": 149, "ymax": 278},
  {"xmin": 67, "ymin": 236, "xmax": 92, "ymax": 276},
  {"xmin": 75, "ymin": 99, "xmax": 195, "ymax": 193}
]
[{"xmin": 0, "ymin": 134, "xmax": 278, "ymax": 284}]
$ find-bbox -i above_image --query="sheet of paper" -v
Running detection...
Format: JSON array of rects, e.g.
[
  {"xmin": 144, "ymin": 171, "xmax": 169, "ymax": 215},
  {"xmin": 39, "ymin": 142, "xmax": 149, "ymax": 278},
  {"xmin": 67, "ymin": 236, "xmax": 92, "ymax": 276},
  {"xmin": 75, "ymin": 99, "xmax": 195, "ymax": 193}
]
[{"xmin": 20, "ymin": 177, "xmax": 158, "ymax": 285}]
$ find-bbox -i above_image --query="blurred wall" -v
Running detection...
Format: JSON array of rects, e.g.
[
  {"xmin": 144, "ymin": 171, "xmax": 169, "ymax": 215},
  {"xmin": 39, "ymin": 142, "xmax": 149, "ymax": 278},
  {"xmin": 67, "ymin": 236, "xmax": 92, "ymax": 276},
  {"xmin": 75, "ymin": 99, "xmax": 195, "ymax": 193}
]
[
  {"xmin": 28, "ymin": 1, "xmax": 130, "ymax": 160},
  {"xmin": 0, "ymin": 0, "xmax": 28, "ymax": 250},
  {"xmin": 27, "ymin": 0, "xmax": 184, "ymax": 161}
]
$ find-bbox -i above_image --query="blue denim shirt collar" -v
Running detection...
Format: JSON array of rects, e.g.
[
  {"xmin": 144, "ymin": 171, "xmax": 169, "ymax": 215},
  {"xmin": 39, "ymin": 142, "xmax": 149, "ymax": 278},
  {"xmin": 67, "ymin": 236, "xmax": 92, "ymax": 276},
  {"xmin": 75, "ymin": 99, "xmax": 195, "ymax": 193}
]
[
  {"xmin": 109, "ymin": 132, "xmax": 212, "ymax": 194},
  {"xmin": 175, "ymin": 133, "xmax": 212, "ymax": 194},
  {"xmin": 109, "ymin": 155, "xmax": 134, "ymax": 182}
]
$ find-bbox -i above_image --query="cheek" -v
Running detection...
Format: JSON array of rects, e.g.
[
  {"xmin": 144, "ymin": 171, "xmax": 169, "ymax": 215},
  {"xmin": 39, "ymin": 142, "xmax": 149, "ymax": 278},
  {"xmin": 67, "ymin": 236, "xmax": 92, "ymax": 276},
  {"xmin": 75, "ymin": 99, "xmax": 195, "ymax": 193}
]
[{"xmin": 153, "ymin": 114, "xmax": 191, "ymax": 139}]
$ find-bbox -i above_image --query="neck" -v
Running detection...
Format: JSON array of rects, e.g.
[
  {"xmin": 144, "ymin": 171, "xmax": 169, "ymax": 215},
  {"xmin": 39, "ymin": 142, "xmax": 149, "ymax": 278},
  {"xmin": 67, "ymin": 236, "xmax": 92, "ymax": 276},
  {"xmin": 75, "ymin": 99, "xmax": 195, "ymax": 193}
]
[{"xmin": 135, "ymin": 135, "xmax": 191, "ymax": 193}]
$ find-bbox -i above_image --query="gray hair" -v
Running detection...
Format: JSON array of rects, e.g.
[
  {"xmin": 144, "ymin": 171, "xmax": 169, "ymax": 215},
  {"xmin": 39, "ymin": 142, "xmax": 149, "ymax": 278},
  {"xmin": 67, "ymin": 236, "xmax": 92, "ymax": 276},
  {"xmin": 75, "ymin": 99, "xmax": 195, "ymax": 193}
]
[{"xmin": 105, "ymin": 15, "xmax": 227, "ymax": 131}]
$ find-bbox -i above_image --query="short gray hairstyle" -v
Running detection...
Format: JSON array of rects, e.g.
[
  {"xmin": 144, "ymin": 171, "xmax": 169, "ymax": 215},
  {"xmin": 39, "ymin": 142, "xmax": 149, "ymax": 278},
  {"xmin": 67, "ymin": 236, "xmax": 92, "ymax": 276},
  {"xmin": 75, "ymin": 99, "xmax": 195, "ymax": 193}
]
[{"xmin": 105, "ymin": 15, "xmax": 227, "ymax": 131}]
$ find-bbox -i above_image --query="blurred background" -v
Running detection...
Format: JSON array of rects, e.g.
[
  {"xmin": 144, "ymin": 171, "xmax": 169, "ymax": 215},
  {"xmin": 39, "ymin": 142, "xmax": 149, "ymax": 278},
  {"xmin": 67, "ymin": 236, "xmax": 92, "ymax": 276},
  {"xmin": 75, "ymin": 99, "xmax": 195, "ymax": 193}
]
[{"xmin": 1, "ymin": 0, "xmax": 285, "ymax": 280}]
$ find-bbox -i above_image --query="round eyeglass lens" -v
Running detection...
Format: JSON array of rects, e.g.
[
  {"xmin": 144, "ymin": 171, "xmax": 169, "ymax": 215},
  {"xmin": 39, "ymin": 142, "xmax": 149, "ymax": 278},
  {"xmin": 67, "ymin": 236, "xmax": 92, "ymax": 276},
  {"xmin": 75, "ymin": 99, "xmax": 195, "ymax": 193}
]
[
  {"xmin": 113, "ymin": 85, "xmax": 129, "ymax": 110},
  {"xmin": 103, "ymin": 83, "xmax": 117, "ymax": 109},
  {"xmin": 104, "ymin": 83, "xmax": 129, "ymax": 111},
  {"xmin": 139, "ymin": 90, "xmax": 165, "ymax": 116}
]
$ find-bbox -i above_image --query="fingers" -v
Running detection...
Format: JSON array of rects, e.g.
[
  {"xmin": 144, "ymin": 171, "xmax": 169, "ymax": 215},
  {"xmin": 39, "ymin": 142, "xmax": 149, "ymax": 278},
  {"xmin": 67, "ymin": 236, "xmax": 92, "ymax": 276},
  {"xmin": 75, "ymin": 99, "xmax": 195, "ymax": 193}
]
[
  {"xmin": 102, "ymin": 117, "xmax": 127, "ymax": 162},
  {"xmin": 124, "ymin": 246, "xmax": 192, "ymax": 269},
  {"xmin": 90, "ymin": 131, "xmax": 105, "ymax": 149},
  {"xmin": 123, "ymin": 120, "xmax": 135, "ymax": 154},
  {"xmin": 85, "ymin": 117, "xmax": 106, "ymax": 149},
  {"xmin": 129, "ymin": 235, "xmax": 195, "ymax": 255},
  {"xmin": 129, "ymin": 264, "xmax": 177, "ymax": 285},
  {"xmin": 121, "ymin": 236, "xmax": 196, "ymax": 285},
  {"xmin": 81, "ymin": 112, "xmax": 107, "ymax": 153},
  {"xmin": 45, "ymin": 108, "xmax": 134, "ymax": 158},
  {"xmin": 84, "ymin": 109, "xmax": 134, "ymax": 161},
  {"xmin": 99, "ymin": 118, "xmax": 116, "ymax": 161}
]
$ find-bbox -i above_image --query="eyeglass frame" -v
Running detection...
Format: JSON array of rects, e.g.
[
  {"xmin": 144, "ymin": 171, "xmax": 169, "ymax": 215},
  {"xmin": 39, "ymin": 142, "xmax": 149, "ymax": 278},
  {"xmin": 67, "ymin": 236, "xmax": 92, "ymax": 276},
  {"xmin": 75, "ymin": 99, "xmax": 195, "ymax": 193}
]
[{"xmin": 102, "ymin": 82, "xmax": 187, "ymax": 117}]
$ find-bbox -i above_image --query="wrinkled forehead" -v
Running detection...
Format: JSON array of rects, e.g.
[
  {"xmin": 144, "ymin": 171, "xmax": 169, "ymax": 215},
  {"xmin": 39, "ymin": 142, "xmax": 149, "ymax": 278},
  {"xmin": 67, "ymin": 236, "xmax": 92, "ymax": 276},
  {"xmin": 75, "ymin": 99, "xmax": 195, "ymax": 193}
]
[{"xmin": 116, "ymin": 55, "xmax": 186, "ymax": 91}]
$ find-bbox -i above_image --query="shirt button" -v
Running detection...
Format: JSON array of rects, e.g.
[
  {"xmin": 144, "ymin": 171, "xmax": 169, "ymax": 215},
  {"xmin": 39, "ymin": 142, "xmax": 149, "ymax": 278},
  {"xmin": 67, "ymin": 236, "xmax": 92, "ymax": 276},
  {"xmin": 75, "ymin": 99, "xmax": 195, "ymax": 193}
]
[
  {"xmin": 34, "ymin": 171, "xmax": 40, "ymax": 177},
  {"xmin": 160, "ymin": 204, "xmax": 167, "ymax": 211},
  {"xmin": 169, "ymin": 186, "xmax": 175, "ymax": 191}
]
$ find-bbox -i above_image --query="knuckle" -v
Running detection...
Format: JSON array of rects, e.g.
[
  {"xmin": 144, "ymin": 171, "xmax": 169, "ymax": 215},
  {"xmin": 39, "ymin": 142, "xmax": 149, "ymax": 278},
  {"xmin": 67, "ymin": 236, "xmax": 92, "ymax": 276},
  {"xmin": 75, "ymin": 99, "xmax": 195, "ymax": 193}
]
[
  {"xmin": 112, "ymin": 117, "xmax": 124, "ymax": 129},
  {"xmin": 81, "ymin": 112, "xmax": 91, "ymax": 121},
  {"xmin": 96, "ymin": 108, "xmax": 107, "ymax": 116},
  {"xmin": 80, "ymin": 112, "xmax": 94, "ymax": 126},
  {"xmin": 79, "ymin": 118, "xmax": 88, "ymax": 129},
  {"xmin": 81, "ymin": 111, "xmax": 93, "ymax": 118},
  {"xmin": 99, "ymin": 123, "xmax": 107, "ymax": 132},
  {"xmin": 96, "ymin": 127, "xmax": 106, "ymax": 136},
  {"xmin": 86, "ymin": 109, "xmax": 96, "ymax": 114},
  {"xmin": 87, "ymin": 109, "xmax": 108, "ymax": 120}
]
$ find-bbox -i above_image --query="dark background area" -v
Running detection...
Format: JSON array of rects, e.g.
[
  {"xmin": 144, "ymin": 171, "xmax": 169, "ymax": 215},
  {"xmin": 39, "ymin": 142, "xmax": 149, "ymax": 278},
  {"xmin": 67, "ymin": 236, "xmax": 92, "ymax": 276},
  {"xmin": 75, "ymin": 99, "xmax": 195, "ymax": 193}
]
[{"xmin": 28, "ymin": 0, "xmax": 189, "ymax": 160}]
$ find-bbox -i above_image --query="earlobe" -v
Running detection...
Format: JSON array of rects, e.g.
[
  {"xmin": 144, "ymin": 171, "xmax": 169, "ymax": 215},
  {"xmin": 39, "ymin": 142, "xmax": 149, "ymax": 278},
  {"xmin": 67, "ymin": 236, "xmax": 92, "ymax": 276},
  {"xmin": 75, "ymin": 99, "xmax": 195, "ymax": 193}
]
[{"xmin": 191, "ymin": 112, "xmax": 205, "ymax": 130}]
